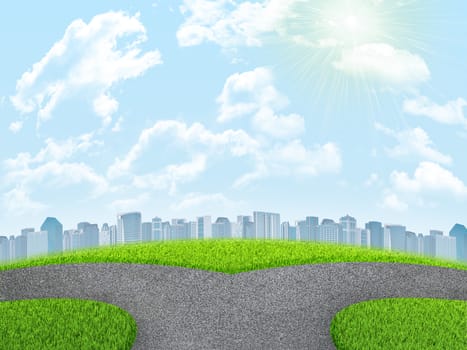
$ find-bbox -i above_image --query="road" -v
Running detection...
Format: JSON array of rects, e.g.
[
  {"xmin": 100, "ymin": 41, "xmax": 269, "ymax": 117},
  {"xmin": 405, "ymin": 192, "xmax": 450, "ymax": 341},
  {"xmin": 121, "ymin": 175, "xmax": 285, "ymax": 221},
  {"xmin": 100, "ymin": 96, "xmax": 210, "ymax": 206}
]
[{"xmin": 1, "ymin": 262, "xmax": 466, "ymax": 349}]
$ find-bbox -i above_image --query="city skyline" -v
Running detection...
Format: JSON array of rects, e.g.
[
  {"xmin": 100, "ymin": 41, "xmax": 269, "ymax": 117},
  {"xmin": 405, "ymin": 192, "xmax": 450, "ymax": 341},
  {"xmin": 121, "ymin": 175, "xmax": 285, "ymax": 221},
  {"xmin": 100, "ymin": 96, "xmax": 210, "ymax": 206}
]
[{"xmin": 1, "ymin": 1, "xmax": 467, "ymax": 237}]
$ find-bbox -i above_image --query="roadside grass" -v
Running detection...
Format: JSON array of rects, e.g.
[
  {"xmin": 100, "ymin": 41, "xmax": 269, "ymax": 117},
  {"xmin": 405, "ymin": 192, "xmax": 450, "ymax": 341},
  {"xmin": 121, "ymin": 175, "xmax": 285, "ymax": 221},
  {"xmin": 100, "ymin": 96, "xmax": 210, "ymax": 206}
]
[
  {"xmin": 330, "ymin": 298, "xmax": 467, "ymax": 350},
  {"xmin": 1, "ymin": 239, "xmax": 466, "ymax": 273},
  {"xmin": 1, "ymin": 240, "xmax": 466, "ymax": 349},
  {"xmin": 0, "ymin": 298, "xmax": 137, "ymax": 350}
]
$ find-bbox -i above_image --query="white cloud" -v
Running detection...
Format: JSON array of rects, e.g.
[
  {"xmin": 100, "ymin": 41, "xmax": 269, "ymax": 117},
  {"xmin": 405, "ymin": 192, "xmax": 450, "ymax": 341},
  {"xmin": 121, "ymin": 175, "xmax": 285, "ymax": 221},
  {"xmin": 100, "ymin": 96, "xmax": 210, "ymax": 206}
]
[
  {"xmin": 334, "ymin": 43, "xmax": 430, "ymax": 86},
  {"xmin": 403, "ymin": 96, "xmax": 467, "ymax": 126},
  {"xmin": 110, "ymin": 193, "xmax": 150, "ymax": 214},
  {"xmin": 374, "ymin": 123, "xmax": 452, "ymax": 165},
  {"xmin": 365, "ymin": 173, "xmax": 380, "ymax": 187},
  {"xmin": 382, "ymin": 192, "xmax": 408, "ymax": 211},
  {"xmin": 170, "ymin": 192, "xmax": 234, "ymax": 211},
  {"xmin": 9, "ymin": 121, "xmax": 23, "ymax": 133},
  {"xmin": 177, "ymin": 0, "xmax": 297, "ymax": 48},
  {"xmin": 4, "ymin": 134, "xmax": 108, "ymax": 201},
  {"xmin": 217, "ymin": 67, "xmax": 305, "ymax": 139},
  {"xmin": 107, "ymin": 120, "xmax": 260, "ymax": 179},
  {"xmin": 390, "ymin": 162, "xmax": 467, "ymax": 197},
  {"xmin": 93, "ymin": 94, "xmax": 119, "ymax": 126},
  {"xmin": 111, "ymin": 116, "xmax": 124, "ymax": 132},
  {"xmin": 2, "ymin": 186, "xmax": 47, "ymax": 215},
  {"xmin": 132, "ymin": 154, "xmax": 207, "ymax": 195},
  {"xmin": 234, "ymin": 140, "xmax": 342, "ymax": 187},
  {"xmin": 10, "ymin": 11, "xmax": 161, "ymax": 127}
]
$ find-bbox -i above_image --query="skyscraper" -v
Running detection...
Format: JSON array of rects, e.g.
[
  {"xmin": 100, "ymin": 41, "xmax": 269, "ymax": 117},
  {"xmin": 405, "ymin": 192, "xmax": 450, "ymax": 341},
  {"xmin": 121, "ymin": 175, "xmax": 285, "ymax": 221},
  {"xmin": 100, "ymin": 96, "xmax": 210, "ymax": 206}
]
[
  {"xmin": 142, "ymin": 222, "xmax": 152, "ymax": 241},
  {"xmin": 27, "ymin": 231, "xmax": 48, "ymax": 258},
  {"xmin": 340, "ymin": 215, "xmax": 357, "ymax": 245},
  {"xmin": 0, "ymin": 236, "xmax": 9, "ymax": 262},
  {"xmin": 40, "ymin": 217, "xmax": 63, "ymax": 254},
  {"xmin": 197, "ymin": 216, "xmax": 212, "ymax": 240},
  {"xmin": 152, "ymin": 217, "xmax": 162, "ymax": 240},
  {"xmin": 100, "ymin": 223, "xmax": 111, "ymax": 246},
  {"xmin": 319, "ymin": 219, "xmax": 342, "ymax": 244},
  {"xmin": 386, "ymin": 225, "xmax": 406, "ymax": 252},
  {"xmin": 365, "ymin": 221, "xmax": 384, "ymax": 249},
  {"xmin": 117, "ymin": 212, "xmax": 142, "ymax": 244},
  {"xmin": 449, "ymin": 224, "xmax": 467, "ymax": 261},
  {"xmin": 253, "ymin": 211, "xmax": 280, "ymax": 240},
  {"xmin": 212, "ymin": 217, "xmax": 231, "ymax": 239},
  {"xmin": 237, "ymin": 216, "xmax": 254, "ymax": 239},
  {"xmin": 405, "ymin": 231, "xmax": 418, "ymax": 254}
]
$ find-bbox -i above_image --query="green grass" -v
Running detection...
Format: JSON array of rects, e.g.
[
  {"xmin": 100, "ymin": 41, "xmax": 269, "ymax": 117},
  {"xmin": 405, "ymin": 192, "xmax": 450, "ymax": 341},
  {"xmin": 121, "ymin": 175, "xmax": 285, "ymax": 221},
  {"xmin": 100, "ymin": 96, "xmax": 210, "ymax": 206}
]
[
  {"xmin": 331, "ymin": 298, "xmax": 467, "ymax": 350},
  {"xmin": 0, "ymin": 298, "xmax": 137, "ymax": 350},
  {"xmin": 1, "ymin": 239, "xmax": 466, "ymax": 273},
  {"xmin": 1, "ymin": 239, "xmax": 466, "ymax": 349}
]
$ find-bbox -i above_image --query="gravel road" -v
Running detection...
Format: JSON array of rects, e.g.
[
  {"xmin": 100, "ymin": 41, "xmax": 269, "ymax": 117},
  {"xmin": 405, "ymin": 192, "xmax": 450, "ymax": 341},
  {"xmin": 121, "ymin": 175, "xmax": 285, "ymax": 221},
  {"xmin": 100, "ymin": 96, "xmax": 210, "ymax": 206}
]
[{"xmin": 1, "ymin": 262, "xmax": 466, "ymax": 349}]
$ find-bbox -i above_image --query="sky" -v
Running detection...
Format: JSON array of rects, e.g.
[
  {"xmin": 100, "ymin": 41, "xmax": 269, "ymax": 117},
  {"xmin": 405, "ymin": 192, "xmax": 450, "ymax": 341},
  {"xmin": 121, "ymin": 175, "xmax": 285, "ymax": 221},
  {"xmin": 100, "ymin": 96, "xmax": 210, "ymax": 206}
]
[{"xmin": 1, "ymin": 0, "xmax": 467, "ymax": 236}]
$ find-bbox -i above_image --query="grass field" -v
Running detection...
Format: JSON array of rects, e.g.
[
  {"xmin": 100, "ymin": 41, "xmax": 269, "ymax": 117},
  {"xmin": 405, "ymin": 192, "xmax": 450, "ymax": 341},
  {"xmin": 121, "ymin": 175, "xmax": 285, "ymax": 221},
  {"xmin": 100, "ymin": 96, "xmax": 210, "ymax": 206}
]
[
  {"xmin": 1, "ymin": 239, "xmax": 466, "ymax": 349},
  {"xmin": 331, "ymin": 298, "xmax": 467, "ymax": 350},
  {"xmin": 0, "ymin": 298, "xmax": 137, "ymax": 350}
]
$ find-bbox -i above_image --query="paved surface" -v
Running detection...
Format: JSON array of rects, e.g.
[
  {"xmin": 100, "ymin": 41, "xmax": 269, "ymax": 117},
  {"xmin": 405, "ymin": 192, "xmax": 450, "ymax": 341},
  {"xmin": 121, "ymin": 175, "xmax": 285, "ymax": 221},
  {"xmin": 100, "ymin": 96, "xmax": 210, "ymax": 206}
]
[{"xmin": 1, "ymin": 262, "xmax": 466, "ymax": 349}]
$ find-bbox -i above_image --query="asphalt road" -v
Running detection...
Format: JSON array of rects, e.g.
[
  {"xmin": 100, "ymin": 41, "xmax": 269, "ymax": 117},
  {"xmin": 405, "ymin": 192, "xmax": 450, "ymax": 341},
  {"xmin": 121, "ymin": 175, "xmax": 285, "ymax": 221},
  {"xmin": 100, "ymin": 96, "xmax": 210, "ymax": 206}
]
[{"xmin": 1, "ymin": 262, "xmax": 466, "ymax": 349}]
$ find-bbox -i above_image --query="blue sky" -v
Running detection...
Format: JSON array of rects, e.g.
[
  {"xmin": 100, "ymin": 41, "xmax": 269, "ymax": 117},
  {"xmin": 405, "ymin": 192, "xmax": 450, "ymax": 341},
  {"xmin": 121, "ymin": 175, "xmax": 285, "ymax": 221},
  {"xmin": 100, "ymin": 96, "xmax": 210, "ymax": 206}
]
[{"xmin": 1, "ymin": 0, "xmax": 467, "ymax": 235}]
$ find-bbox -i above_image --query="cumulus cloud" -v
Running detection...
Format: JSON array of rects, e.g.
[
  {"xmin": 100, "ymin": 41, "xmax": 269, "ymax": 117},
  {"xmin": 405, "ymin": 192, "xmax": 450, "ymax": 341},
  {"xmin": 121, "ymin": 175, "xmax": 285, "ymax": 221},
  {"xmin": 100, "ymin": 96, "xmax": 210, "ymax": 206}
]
[
  {"xmin": 10, "ymin": 11, "xmax": 161, "ymax": 127},
  {"xmin": 132, "ymin": 154, "xmax": 207, "ymax": 195},
  {"xmin": 9, "ymin": 121, "xmax": 23, "ymax": 133},
  {"xmin": 107, "ymin": 120, "xmax": 260, "ymax": 179},
  {"xmin": 382, "ymin": 192, "xmax": 408, "ymax": 211},
  {"xmin": 4, "ymin": 134, "xmax": 108, "ymax": 201},
  {"xmin": 403, "ymin": 96, "xmax": 467, "ymax": 126},
  {"xmin": 217, "ymin": 67, "xmax": 305, "ymax": 139},
  {"xmin": 390, "ymin": 162, "xmax": 467, "ymax": 197},
  {"xmin": 374, "ymin": 123, "xmax": 452, "ymax": 165},
  {"xmin": 333, "ymin": 43, "xmax": 430, "ymax": 86},
  {"xmin": 2, "ymin": 186, "xmax": 47, "ymax": 215},
  {"xmin": 177, "ymin": 0, "xmax": 297, "ymax": 48},
  {"xmin": 170, "ymin": 192, "xmax": 235, "ymax": 211}
]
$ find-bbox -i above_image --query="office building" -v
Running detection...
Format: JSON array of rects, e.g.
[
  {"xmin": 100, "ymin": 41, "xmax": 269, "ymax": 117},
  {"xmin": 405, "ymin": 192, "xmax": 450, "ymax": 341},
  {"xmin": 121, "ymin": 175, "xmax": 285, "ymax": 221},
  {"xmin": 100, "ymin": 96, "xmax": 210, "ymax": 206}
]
[
  {"xmin": 212, "ymin": 217, "xmax": 231, "ymax": 239},
  {"xmin": 152, "ymin": 217, "xmax": 162, "ymax": 240},
  {"xmin": 253, "ymin": 211, "xmax": 280, "ymax": 240},
  {"xmin": 281, "ymin": 222, "xmax": 297, "ymax": 240},
  {"xmin": 237, "ymin": 216, "xmax": 254, "ymax": 239},
  {"xmin": 14, "ymin": 235, "xmax": 27, "ymax": 261},
  {"xmin": 0, "ymin": 236, "xmax": 9, "ymax": 262},
  {"xmin": 142, "ymin": 222, "xmax": 152, "ymax": 241},
  {"xmin": 319, "ymin": 219, "xmax": 343, "ymax": 244},
  {"xmin": 449, "ymin": 224, "xmax": 467, "ymax": 261},
  {"xmin": 100, "ymin": 223, "xmax": 111, "ymax": 246},
  {"xmin": 340, "ymin": 215, "xmax": 358, "ymax": 245},
  {"xmin": 117, "ymin": 212, "xmax": 142, "ymax": 244},
  {"xmin": 386, "ymin": 225, "xmax": 406, "ymax": 252},
  {"xmin": 27, "ymin": 231, "xmax": 48, "ymax": 258},
  {"xmin": 40, "ymin": 217, "xmax": 63, "ymax": 254},
  {"xmin": 405, "ymin": 231, "xmax": 418, "ymax": 254},
  {"xmin": 365, "ymin": 221, "xmax": 384, "ymax": 249}
]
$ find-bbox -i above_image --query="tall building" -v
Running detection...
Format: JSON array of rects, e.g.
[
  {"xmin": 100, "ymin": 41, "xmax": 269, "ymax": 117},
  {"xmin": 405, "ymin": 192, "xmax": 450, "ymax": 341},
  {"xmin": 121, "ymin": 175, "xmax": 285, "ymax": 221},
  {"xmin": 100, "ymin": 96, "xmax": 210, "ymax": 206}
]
[
  {"xmin": 152, "ymin": 217, "xmax": 162, "ymax": 240},
  {"xmin": 14, "ymin": 235, "xmax": 27, "ymax": 261},
  {"xmin": 78, "ymin": 222, "xmax": 99, "ymax": 248},
  {"xmin": 449, "ymin": 224, "xmax": 467, "ymax": 261},
  {"xmin": 253, "ymin": 211, "xmax": 280, "ymax": 240},
  {"xmin": 365, "ymin": 221, "xmax": 384, "ymax": 249},
  {"xmin": 386, "ymin": 225, "xmax": 406, "ymax": 252},
  {"xmin": 100, "ymin": 223, "xmax": 111, "ymax": 246},
  {"xmin": 296, "ymin": 220, "xmax": 307, "ymax": 241},
  {"xmin": 340, "ymin": 215, "xmax": 358, "ymax": 245},
  {"xmin": 405, "ymin": 231, "xmax": 418, "ymax": 254},
  {"xmin": 212, "ymin": 217, "xmax": 231, "ymax": 239},
  {"xmin": 63, "ymin": 229, "xmax": 82, "ymax": 251},
  {"xmin": 319, "ymin": 219, "xmax": 343, "ymax": 244},
  {"xmin": 429, "ymin": 231, "xmax": 456, "ymax": 260},
  {"xmin": 109, "ymin": 225, "xmax": 118, "ymax": 245},
  {"xmin": 237, "ymin": 216, "xmax": 254, "ymax": 239},
  {"xmin": 281, "ymin": 222, "xmax": 297, "ymax": 240},
  {"xmin": 161, "ymin": 221, "xmax": 171, "ymax": 240},
  {"xmin": 117, "ymin": 212, "xmax": 142, "ymax": 244},
  {"xmin": 196, "ymin": 216, "xmax": 212, "ymax": 240},
  {"xmin": 0, "ymin": 236, "xmax": 9, "ymax": 262},
  {"xmin": 21, "ymin": 228, "xmax": 34, "ymax": 236},
  {"xmin": 40, "ymin": 217, "xmax": 63, "ymax": 254},
  {"xmin": 142, "ymin": 222, "xmax": 152, "ymax": 241},
  {"xmin": 9, "ymin": 236, "xmax": 15, "ymax": 261},
  {"xmin": 27, "ymin": 231, "xmax": 48, "ymax": 258}
]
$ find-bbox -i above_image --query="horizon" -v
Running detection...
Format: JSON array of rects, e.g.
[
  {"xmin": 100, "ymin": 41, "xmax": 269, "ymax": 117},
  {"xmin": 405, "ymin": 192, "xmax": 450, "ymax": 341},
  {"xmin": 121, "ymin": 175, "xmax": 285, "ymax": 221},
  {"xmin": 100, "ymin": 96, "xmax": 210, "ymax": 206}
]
[{"xmin": 1, "ymin": 1, "xmax": 466, "ymax": 238}]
